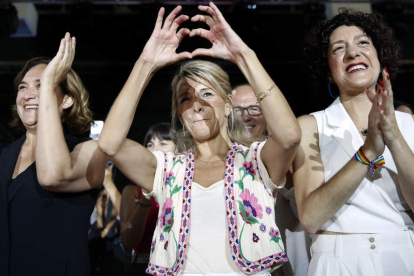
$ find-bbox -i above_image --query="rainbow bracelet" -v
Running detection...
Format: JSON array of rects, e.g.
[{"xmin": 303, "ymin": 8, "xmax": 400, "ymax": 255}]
[{"xmin": 354, "ymin": 147, "xmax": 385, "ymax": 176}]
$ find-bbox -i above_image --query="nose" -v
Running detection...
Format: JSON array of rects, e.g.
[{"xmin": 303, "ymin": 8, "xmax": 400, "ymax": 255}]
[
  {"xmin": 192, "ymin": 99, "xmax": 204, "ymax": 113},
  {"xmin": 346, "ymin": 45, "xmax": 359, "ymax": 60},
  {"xmin": 24, "ymin": 85, "xmax": 40, "ymax": 100},
  {"xmin": 241, "ymin": 110, "xmax": 251, "ymax": 122}
]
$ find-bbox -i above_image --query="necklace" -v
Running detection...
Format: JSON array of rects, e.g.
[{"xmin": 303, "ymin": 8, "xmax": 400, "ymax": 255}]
[{"xmin": 196, "ymin": 157, "xmax": 225, "ymax": 164}]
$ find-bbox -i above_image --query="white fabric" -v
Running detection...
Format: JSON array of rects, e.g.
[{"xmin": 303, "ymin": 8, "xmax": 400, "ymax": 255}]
[
  {"xmin": 308, "ymin": 231, "xmax": 414, "ymax": 276},
  {"xmin": 310, "ymin": 98, "xmax": 414, "ymax": 233}
]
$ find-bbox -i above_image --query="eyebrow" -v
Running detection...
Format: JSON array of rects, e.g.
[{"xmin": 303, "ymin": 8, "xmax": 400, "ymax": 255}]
[
  {"xmin": 178, "ymin": 91, "xmax": 190, "ymax": 98},
  {"xmin": 329, "ymin": 34, "xmax": 370, "ymax": 49}
]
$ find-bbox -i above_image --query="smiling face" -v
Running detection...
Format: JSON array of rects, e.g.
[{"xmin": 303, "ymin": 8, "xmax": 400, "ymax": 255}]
[
  {"xmin": 16, "ymin": 64, "xmax": 68, "ymax": 131},
  {"xmin": 233, "ymin": 85, "xmax": 267, "ymax": 136},
  {"xmin": 327, "ymin": 25, "xmax": 380, "ymax": 95},
  {"xmin": 176, "ymin": 78, "xmax": 231, "ymax": 143}
]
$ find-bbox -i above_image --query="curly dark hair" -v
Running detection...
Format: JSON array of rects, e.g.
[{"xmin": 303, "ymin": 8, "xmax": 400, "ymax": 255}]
[{"xmin": 304, "ymin": 8, "xmax": 402, "ymax": 91}]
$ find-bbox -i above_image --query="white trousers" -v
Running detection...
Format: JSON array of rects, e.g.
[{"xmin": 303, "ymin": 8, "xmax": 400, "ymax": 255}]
[{"xmin": 308, "ymin": 231, "xmax": 414, "ymax": 276}]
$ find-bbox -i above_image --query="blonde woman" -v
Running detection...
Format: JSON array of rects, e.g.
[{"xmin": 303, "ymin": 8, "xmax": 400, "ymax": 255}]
[{"xmin": 99, "ymin": 4, "xmax": 300, "ymax": 275}]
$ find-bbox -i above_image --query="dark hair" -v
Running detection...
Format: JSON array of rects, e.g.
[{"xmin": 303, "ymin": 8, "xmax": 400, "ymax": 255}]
[
  {"xmin": 11, "ymin": 57, "xmax": 93, "ymax": 135},
  {"xmin": 394, "ymin": 99, "xmax": 414, "ymax": 114},
  {"xmin": 304, "ymin": 8, "xmax": 402, "ymax": 91},
  {"xmin": 143, "ymin": 123, "xmax": 177, "ymax": 147}
]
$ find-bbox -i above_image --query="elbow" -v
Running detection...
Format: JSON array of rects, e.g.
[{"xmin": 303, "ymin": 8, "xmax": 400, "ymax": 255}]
[
  {"xmin": 299, "ymin": 212, "xmax": 320, "ymax": 234},
  {"xmin": 37, "ymin": 173, "xmax": 63, "ymax": 191},
  {"xmin": 98, "ymin": 139, "xmax": 118, "ymax": 157},
  {"xmin": 280, "ymin": 128, "xmax": 302, "ymax": 151}
]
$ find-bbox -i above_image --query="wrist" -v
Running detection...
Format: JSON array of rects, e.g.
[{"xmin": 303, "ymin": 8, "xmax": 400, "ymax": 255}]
[
  {"xmin": 360, "ymin": 145, "xmax": 380, "ymax": 161},
  {"xmin": 139, "ymin": 195, "xmax": 151, "ymax": 205},
  {"xmin": 136, "ymin": 56, "xmax": 159, "ymax": 75},
  {"xmin": 233, "ymin": 46, "xmax": 254, "ymax": 67}
]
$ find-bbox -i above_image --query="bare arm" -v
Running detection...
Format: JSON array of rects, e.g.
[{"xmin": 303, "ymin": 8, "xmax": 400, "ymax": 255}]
[
  {"xmin": 103, "ymin": 165, "xmax": 122, "ymax": 214},
  {"xmin": 293, "ymin": 115, "xmax": 372, "ymax": 233},
  {"xmin": 120, "ymin": 185, "xmax": 151, "ymax": 248},
  {"xmin": 190, "ymin": 3, "xmax": 301, "ymax": 184},
  {"xmin": 36, "ymin": 33, "xmax": 106, "ymax": 192},
  {"xmin": 98, "ymin": 6, "xmax": 191, "ymax": 191}
]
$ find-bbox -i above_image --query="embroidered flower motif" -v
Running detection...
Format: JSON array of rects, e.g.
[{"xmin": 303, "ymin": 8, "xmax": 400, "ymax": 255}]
[
  {"xmin": 242, "ymin": 161, "xmax": 256, "ymax": 176},
  {"xmin": 161, "ymin": 198, "xmax": 174, "ymax": 232},
  {"xmin": 238, "ymin": 188, "xmax": 263, "ymax": 225},
  {"xmin": 266, "ymin": 206, "xmax": 272, "ymax": 215},
  {"xmin": 151, "ymin": 239, "xmax": 156, "ymax": 253},
  {"xmin": 252, "ymin": 233, "xmax": 260, "ymax": 243},
  {"xmin": 160, "ymin": 233, "xmax": 164, "ymax": 241},
  {"xmin": 166, "ymin": 171, "xmax": 175, "ymax": 187},
  {"xmin": 164, "ymin": 240, "xmax": 169, "ymax": 250},
  {"xmin": 260, "ymin": 223, "xmax": 266, "ymax": 233}
]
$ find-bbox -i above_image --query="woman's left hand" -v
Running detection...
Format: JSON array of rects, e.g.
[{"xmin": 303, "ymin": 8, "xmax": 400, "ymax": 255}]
[
  {"xmin": 376, "ymin": 68, "xmax": 404, "ymax": 149},
  {"xmin": 190, "ymin": 2, "xmax": 249, "ymax": 63},
  {"xmin": 40, "ymin": 32, "xmax": 75, "ymax": 89}
]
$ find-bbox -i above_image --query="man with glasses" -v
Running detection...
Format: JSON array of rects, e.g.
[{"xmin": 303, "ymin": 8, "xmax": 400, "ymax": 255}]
[
  {"xmin": 232, "ymin": 84, "xmax": 267, "ymax": 137},
  {"xmin": 233, "ymin": 84, "xmax": 311, "ymax": 276}
]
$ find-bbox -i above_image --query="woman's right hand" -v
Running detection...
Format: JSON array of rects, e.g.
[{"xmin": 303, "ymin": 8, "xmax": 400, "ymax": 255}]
[
  {"xmin": 139, "ymin": 6, "xmax": 192, "ymax": 71},
  {"xmin": 363, "ymin": 86, "xmax": 386, "ymax": 159}
]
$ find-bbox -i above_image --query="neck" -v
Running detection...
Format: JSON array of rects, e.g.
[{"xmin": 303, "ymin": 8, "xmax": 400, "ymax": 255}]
[
  {"xmin": 24, "ymin": 130, "xmax": 37, "ymax": 149},
  {"xmin": 340, "ymin": 90, "xmax": 372, "ymax": 123},
  {"xmin": 194, "ymin": 135, "xmax": 233, "ymax": 160}
]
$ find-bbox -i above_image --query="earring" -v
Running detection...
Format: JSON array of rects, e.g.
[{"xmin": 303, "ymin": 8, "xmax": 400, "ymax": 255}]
[{"xmin": 328, "ymin": 81, "xmax": 338, "ymax": 99}]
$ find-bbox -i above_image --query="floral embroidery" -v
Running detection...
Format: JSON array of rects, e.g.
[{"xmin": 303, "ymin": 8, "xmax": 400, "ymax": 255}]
[
  {"xmin": 239, "ymin": 189, "xmax": 263, "ymax": 223},
  {"xmin": 260, "ymin": 223, "xmax": 266, "ymax": 233},
  {"xmin": 164, "ymin": 241, "xmax": 169, "ymax": 250},
  {"xmin": 151, "ymin": 239, "xmax": 156, "ymax": 253},
  {"xmin": 269, "ymin": 227, "xmax": 283, "ymax": 251},
  {"xmin": 161, "ymin": 198, "xmax": 174, "ymax": 232},
  {"xmin": 160, "ymin": 233, "xmax": 164, "ymax": 241},
  {"xmin": 266, "ymin": 206, "xmax": 272, "ymax": 215},
  {"xmin": 252, "ymin": 233, "xmax": 260, "ymax": 243},
  {"xmin": 237, "ymin": 188, "xmax": 263, "ymax": 262},
  {"xmin": 242, "ymin": 161, "xmax": 256, "ymax": 176}
]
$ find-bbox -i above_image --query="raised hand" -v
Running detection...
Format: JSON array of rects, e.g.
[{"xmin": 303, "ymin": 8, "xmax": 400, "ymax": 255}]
[
  {"xmin": 375, "ymin": 68, "xmax": 404, "ymax": 149},
  {"xmin": 140, "ymin": 6, "xmax": 192, "ymax": 70},
  {"xmin": 40, "ymin": 32, "xmax": 75, "ymax": 89},
  {"xmin": 364, "ymin": 82, "xmax": 386, "ymax": 159},
  {"xmin": 190, "ymin": 2, "xmax": 249, "ymax": 63}
]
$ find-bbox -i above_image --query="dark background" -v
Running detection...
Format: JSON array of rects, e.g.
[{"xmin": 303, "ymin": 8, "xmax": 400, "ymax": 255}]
[{"xmin": 1, "ymin": 0, "xmax": 414, "ymax": 189}]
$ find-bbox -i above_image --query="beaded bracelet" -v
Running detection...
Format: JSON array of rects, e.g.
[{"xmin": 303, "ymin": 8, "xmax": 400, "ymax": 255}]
[
  {"xmin": 354, "ymin": 147, "xmax": 385, "ymax": 176},
  {"xmin": 137, "ymin": 201, "xmax": 151, "ymax": 207}
]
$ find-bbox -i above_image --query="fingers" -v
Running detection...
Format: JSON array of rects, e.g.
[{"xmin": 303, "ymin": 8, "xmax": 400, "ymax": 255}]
[
  {"xmin": 154, "ymin": 7, "xmax": 165, "ymax": 30},
  {"xmin": 192, "ymin": 48, "xmax": 214, "ymax": 58},
  {"xmin": 176, "ymin": 28, "xmax": 190, "ymax": 44},
  {"xmin": 170, "ymin": 14, "xmax": 189, "ymax": 33},
  {"xmin": 163, "ymin": 5, "xmax": 182, "ymax": 30},
  {"xmin": 365, "ymin": 87, "xmax": 376, "ymax": 103},
  {"xmin": 209, "ymin": 2, "xmax": 225, "ymax": 22},
  {"xmin": 173, "ymin": 51, "xmax": 193, "ymax": 63},
  {"xmin": 191, "ymin": 14, "xmax": 215, "ymax": 27},
  {"xmin": 189, "ymin": 28, "xmax": 210, "ymax": 40}
]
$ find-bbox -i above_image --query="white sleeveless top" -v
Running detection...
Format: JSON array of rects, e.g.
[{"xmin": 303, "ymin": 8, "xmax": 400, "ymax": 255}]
[{"xmin": 311, "ymin": 98, "xmax": 414, "ymax": 233}]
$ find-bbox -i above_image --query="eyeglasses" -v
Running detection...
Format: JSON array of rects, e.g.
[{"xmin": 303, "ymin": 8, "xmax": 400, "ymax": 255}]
[{"xmin": 234, "ymin": 105, "xmax": 262, "ymax": 116}]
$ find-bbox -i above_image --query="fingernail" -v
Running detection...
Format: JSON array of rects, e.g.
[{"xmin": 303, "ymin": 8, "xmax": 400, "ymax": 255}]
[
  {"xmin": 385, "ymin": 67, "xmax": 388, "ymax": 73},
  {"xmin": 379, "ymin": 80, "xmax": 384, "ymax": 87},
  {"xmin": 378, "ymin": 88, "xmax": 381, "ymax": 94},
  {"xmin": 387, "ymin": 75, "xmax": 390, "ymax": 80},
  {"xmin": 366, "ymin": 87, "xmax": 370, "ymax": 91}
]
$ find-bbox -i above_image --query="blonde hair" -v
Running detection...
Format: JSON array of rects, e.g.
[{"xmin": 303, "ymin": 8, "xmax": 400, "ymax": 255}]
[
  {"xmin": 171, "ymin": 60, "xmax": 255, "ymax": 153},
  {"xmin": 11, "ymin": 57, "xmax": 93, "ymax": 135}
]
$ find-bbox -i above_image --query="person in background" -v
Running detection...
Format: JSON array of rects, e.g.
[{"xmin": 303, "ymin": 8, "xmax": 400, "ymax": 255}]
[
  {"xmin": 394, "ymin": 99, "xmax": 414, "ymax": 115},
  {"xmin": 0, "ymin": 33, "xmax": 107, "ymax": 276},
  {"xmin": 232, "ymin": 84, "xmax": 267, "ymax": 137},
  {"xmin": 89, "ymin": 164, "xmax": 127, "ymax": 276},
  {"xmin": 233, "ymin": 85, "xmax": 311, "ymax": 276},
  {"xmin": 120, "ymin": 123, "xmax": 176, "ymax": 275},
  {"xmin": 295, "ymin": 9, "xmax": 414, "ymax": 275}
]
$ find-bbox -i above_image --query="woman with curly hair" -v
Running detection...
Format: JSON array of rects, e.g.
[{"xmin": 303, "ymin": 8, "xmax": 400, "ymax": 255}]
[
  {"xmin": 293, "ymin": 8, "xmax": 414, "ymax": 275},
  {"xmin": 99, "ymin": 3, "xmax": 301, "ymax": 275},
  {"xmin": 0, "ymin": 33, "xmax": 107, "ymax": 275}
]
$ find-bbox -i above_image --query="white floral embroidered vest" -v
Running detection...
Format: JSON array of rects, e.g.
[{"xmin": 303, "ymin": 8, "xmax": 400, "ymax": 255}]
[{"xmin": 146, "ymin": 142, "xmax": 287, "ymax": 275}]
